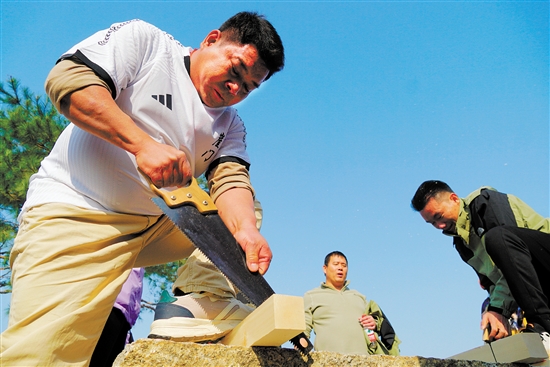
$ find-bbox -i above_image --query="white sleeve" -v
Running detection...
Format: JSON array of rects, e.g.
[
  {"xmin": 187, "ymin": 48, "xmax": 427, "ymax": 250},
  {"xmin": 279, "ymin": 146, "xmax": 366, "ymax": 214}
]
[
  {"xmin": 215, "ymin": 111, "xmax": 251, "ymax": 165},
  {"xmin": 59, "ymin": 19, "xmax": 165, "ymax": 99}
]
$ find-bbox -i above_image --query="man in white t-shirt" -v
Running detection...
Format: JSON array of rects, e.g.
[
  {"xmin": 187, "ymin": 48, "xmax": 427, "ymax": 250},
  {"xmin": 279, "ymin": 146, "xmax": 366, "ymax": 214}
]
[{"xmin": 1, "ymin": 12, "xmax": 284, "ymax": 366}]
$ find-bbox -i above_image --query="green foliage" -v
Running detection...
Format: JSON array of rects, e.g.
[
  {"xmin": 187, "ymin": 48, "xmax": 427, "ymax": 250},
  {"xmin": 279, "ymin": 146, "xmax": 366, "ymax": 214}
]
[
  {"xmin": 0, "ymin": 77, "xmax": 67, "ymax": 211},
  {"xmin": 0, "ymin": 77, "xmax": 68, "ymax": 294},
  {"xmin": 143, "ymin": 260, "xmax": 187, "ymax": 305}
]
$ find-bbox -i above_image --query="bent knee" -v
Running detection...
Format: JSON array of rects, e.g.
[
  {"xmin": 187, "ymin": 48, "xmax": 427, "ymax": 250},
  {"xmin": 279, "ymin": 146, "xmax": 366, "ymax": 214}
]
[{"xmin": 484, "ymin": 226, "xmax": 513, "ymax": 252}]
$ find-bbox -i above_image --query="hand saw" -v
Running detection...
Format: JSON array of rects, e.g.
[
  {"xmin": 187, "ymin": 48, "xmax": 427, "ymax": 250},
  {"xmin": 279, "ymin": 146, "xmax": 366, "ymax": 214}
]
[
  {"xmin": 483, "ymin": 325, "xmax": 498, "ymax": 363},
  {"xmin": 148, "ymin": 177, "xmax": 313, "ymax": 354}
]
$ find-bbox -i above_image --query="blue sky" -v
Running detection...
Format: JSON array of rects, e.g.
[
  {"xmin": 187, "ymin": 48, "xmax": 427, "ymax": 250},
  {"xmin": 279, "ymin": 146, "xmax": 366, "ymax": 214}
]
[{"xmin": 1, "ymin": 0, "xmax": 548, "ymax": 359}]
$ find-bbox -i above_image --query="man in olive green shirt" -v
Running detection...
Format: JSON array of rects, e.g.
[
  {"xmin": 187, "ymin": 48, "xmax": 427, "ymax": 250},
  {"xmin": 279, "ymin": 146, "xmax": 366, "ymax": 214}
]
[
  {"xmin": 411, "ymin": 180, "xmax": 550, "ymax": 345},
  {"xmin": 303, "ymin": 251, "xmax": 400, "ymax": 355}
]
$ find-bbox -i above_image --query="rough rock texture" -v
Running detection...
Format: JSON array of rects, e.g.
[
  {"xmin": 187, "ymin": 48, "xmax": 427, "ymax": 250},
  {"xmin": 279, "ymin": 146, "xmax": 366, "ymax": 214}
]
[{"xmin": 113, "ymin": 339, "xmax": 527, "ymax": 367}]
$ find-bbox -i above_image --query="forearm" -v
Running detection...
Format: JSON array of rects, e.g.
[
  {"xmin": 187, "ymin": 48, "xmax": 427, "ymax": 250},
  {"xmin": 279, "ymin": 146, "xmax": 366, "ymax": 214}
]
[
  {"xmin": 303, "ymin": 295, "xmax": 314, "ymax": 338},
  {"xmin": 488, "ymin": 282, "xmax": 517, "ymax": 318},
  {"xmin": 60, "ymin": 85, "xmax": 191, "ymax": 187},
  {"xmin": 60, "ymin": 85, "xmax": 154, "ymax": 156},
  {"xmin": 215, "ymin": 187, "xmax": 257, "ymax": 235},
  {"xmin": 216, "ymin": 187, "xmax": 271, "ymax": 274},
  {"xmin": 45, "ymin": 58, "xmax": 145, "ymax": 152}
]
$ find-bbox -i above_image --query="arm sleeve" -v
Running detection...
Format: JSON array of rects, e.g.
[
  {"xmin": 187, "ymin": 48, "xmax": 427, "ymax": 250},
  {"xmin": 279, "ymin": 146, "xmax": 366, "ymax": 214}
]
[
  {"xmin": 303, "ymin": 293, "xmax": 314, "ymax": 338},
  {"xmin": 207, "ymin": 160, "xmax": 255, "ymax": 203},
  {"xmin": 44, "ymin": 58, "xmax": 112, "ymax": 112},
  {"xmin": 46, "ymin": 20, "xmax": 168, "ymax": 113},
  {"xmin": 455, "ymin": 235, "xmax": 516, "ymax": 317},
  {"xmin": 453, "ymin": 237, "xmax": 495, "ymax": 291},
  {"xmin": 56, "ymin": 20, "xmax": 166, "ymax": 100}
]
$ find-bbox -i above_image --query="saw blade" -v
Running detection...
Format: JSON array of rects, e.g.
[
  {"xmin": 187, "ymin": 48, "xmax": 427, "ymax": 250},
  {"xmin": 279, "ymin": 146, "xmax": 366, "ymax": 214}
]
[
  {"xmin": 153, "ymin": 197, "xmax": 274, "ymax": 305},
  {"xmin": 483, "ymin": 326, "xmax": 498, "ymax": 363},
  {"xmin": 488, "ymin": 342, "xmax": 497, "ymax": 363},
  {"xmin": 151, "ymin": 197, "xmax": 313, "ymax": 354}
]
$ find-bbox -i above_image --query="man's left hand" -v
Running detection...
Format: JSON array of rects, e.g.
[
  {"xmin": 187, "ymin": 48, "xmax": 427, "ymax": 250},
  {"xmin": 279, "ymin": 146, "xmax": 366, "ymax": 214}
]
[
  {"xmin": 234, "ymin": 226, "xmax": 272, "ymax": 275},
  {"xmin": 215, "ymin": 187, "xmax": 272, "ymax": 274}
]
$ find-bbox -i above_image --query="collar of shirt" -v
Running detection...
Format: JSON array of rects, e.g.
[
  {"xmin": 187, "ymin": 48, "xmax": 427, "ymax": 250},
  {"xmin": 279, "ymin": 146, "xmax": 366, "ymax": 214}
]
[
  {"xmin": 442, "ymin": 198, "xmax": 471, "ymax": 245},
  {"xmin": 320, "ymin": 280, "xmax": 350, "ymax": 292}
]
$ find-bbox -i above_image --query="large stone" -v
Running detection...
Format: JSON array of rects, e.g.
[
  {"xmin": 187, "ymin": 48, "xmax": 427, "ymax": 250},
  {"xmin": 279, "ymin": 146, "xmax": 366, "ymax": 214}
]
[{"xmin": 113, "ymin": 339, "xmax": 527, "ymax": 367}]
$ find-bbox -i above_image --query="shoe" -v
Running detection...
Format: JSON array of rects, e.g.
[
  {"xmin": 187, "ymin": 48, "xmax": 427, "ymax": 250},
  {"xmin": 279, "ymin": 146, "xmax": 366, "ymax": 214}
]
[
  {"xmin": 541, "ymin": 332, "xmax": 550, "ymax": 353},
  {"xmin": 148, "ymin": 290, "xmax": 254, "ymax": 342}
]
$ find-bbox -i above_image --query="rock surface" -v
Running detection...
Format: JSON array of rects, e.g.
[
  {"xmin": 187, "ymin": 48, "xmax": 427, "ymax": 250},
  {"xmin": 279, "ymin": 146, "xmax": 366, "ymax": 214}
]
[{"xmin": 113, "ymin": 339, "xmax": 526, "ymax": 367}]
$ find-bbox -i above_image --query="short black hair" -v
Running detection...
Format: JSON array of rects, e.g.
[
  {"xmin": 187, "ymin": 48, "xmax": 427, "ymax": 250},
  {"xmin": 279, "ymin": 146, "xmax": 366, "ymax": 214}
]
[
  {"xmin": 411, "ymin": 180, "xmax": 455, "ymax": 212},
  {"xmin": 219, "ymin": 11, "xmax": 285, "ymax": 80},
  {"xmin": 324, "ymin": 251, "xmax": 348, "ymax": 266}
]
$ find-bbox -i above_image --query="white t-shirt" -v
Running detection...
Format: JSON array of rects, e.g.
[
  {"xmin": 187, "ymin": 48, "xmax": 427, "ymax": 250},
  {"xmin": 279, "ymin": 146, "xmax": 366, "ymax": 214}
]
[{"xmin": 22, "ymin": 19, "xmax": 250, "ymax": 216}]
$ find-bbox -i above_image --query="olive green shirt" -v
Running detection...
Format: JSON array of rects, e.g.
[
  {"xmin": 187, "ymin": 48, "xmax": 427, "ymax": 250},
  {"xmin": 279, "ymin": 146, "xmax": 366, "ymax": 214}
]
[{"xmin": 304, "ymin": 281, "xmax": 371, "ymax": 355}]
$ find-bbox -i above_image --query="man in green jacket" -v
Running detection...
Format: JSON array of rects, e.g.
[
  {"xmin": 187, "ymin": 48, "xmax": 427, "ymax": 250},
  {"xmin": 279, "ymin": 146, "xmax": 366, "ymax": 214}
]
[
  {"xmin": 411, "ymin": 180, "xmax": 550, "ymax": 347},
  {"xmin": 304, "ymin": 251, "xmax": 400, "ymax": 355}
]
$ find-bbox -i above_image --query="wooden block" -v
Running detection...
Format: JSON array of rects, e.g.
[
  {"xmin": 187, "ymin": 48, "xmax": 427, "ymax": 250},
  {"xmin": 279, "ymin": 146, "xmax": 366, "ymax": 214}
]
[
  {"xmin": 220, "ymin": 294, "xmax": 305, "ymax": 347},
  {"xmin": 449, "ymin": 333, "xmax": 548, "ymax": 364}
]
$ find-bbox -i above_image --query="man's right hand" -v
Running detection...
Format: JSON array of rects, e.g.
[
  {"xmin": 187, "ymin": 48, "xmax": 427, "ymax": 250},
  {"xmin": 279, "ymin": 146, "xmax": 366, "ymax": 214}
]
[
  {"xmin": 135, "ymin": 140, "xmax": 192, "ymax": 188},
  {"xmin": 481, "ymin": 310, "xmax": 510, "ymax": 341},
  {"xmin": 359, "ymin": 314, "xmax": 377, "ymax": 330}
]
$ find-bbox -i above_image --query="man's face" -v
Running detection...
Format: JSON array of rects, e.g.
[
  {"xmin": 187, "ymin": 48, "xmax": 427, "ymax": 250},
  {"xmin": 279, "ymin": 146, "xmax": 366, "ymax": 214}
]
[
  {"xmin": 419, "ymin": 192, "xmax": 461, "ymax": 233},
  {"xmin": 323, "ymin": 255, "xmax": 348, "ymax": 290},
  {"xmin": 190, "ymin": 30, "xmax": 269, "ymax": 108}
]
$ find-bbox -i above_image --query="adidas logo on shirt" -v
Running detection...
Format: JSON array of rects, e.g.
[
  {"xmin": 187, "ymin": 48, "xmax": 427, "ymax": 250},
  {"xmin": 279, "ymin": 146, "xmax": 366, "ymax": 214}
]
[{"xmin": 152, "ymin": 94, "xmax": 172, "ymax": 110}]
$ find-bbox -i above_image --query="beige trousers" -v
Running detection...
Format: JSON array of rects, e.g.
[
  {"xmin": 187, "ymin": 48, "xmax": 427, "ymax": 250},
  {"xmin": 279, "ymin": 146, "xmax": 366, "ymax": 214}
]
[{"xmin": 0, "ymin": 203, "xmax": 232, "ymax": 366}]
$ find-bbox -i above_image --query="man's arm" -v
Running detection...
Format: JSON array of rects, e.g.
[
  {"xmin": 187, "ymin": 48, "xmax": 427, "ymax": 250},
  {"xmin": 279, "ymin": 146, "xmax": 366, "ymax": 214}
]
[
  {"xmin": 206, "ymin": 160, "xmax": 267, "ymax": 273},
  {"xmin": 454, "ymin": 237, "xmax": 516, "ymax": 318},
  {"xmin": 215, "ymin": 187, "xmax": 272, "ymax": 274},
  {"xmin": 365, "ymin": 299, "xmax": 400, "ymax": 353},
  {"xmin": 46, "ymin": 58, "xmax": 192, "ymax": 188},
  {"xmin": 60, "ymin": 85, "xmax": 192, "ymax": 188},
  {"xmin": 303, "ymin": 292, "xmax": 314, "ymax": 338},
  {"xmin": 470, "ymin": 190, "xmax": 517, "ymax": 339}
]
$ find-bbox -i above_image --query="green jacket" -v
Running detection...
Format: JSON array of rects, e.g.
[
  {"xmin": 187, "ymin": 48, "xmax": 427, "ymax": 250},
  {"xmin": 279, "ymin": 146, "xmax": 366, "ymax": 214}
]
[
  {"xmin": 304, "ymin": 281, "xmax": 400, "ymax": 355},
  {"xmin": 365, "ymin": 299, "xmax": 401, "ymax": 356},
  {"xmin": 444, "ymin": 187, "xmax": 550, "ymax": 317}
]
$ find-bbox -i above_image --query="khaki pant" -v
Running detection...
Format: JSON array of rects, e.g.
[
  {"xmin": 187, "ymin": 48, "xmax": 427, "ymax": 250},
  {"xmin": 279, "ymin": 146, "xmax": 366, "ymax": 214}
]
[{"xmin": 0, "ymin": 203, "xmax": 232, "ymax": 366}]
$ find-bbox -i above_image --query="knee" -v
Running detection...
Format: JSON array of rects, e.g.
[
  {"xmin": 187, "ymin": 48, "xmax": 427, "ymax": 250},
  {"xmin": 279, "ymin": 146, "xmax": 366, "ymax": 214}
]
[{"xmin": 484, "ymin": 226, "xmax": 511, "ymax": 254}]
